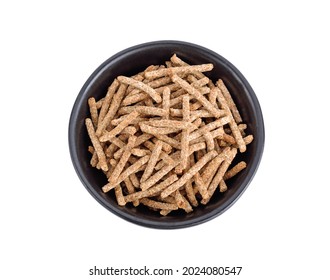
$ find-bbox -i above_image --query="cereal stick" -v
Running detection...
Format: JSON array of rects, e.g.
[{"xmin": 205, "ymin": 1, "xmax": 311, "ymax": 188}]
[
  {"xmin": 140, "ymin": 159, "xmax": 180, "ymax": 191},
  {"xmin": 150, "ymin": 137, "xmax": 172, "ymax": 153},
  {"xmin": 202, "ymin": 148, "xmax": 237, "ymax": 204},
  {"xmin": 140, "ymin": 198, "xmax": 178, "ymax": 211},
  {"xmin": 188, "ymin": 116, "xmax": 230, "ymax": 142},
  {"xmin": 99, "ymin": 111, "xmax": 140, "ymax": 142},
  {"xmin": 152, "ymin": 134, "xmax": 181, "ymax": 150},
  {"xmin": 224, "ymin": 161, "xmax": 247, "ymax": 180},
  {"xmin": 184, "ymin": 155, "xmax": 198, "ymax": 207},
  {"xmin": 243, "ymin": 135, "xmax": 254, "ymax": 145},
  {"xmin": 145, "ymin": 64, "xmax": 213, "ymax": 79},
  {"xmin": 144, "ymin": 119, "xmax": 196, "ymax": 130},
  {"xmin": 96, "ymin": 83, "xmax": 128, "ymax": 136},
  {"xmin": 140, "ymin": 123, "xmax": 181, "ymax": 135},
  {"xmin": 201, "ymin": 147, "xmax": 230, "ymax": 187},
  {"xmin": 190, "ymin": 127, "xmax": 224, "ymax": 145},
  {"xmin": 85, "ymin": 118, "xmax": 108, "ymax": 172},
  {"xmin": 162, "ymin": 87, "xmax": 170, "ymax": 119},
  {"xmin": 160, "ymin": 150, "xmax": 217, "ymax": 198},
  {"xmin": 131, "ymin": 148, "xmax": 150, "ymax": 157},
  {"xmin": 194, "ymin": 171, "xmax": 209, "ymax": 201},
  {"xmin": 120, "ymin": 126, "xmax": 137, "ymax": 135},
  {"xmin": 109, "ymin": 135, "xmax": 136, "ymax": 184},
  {"xmin": 123, "ymin": 177, "xmax": 139, "ymax": 206},
  {"xmin": 204, "ymin": 131, "xmax": 215, "ymax": 151},
  {"xmin": 217, "ymin": 79, "xmax": 242, "ymax": 123},
  {"xmin": 95, "ymin": 98, "xmax": 104, "ymax": 109},
  {"xmin": 219, "ymin": 180, "xmax": 228, "ymax": 192},
  {"xmin": 118, "ymin": 76, "xmax": 162, "ymax": 103},
  {"xmin": 175, "ymin": 190, "xmax": 193, "ymax": 213},
  {"xmin": 111, "ymin": 116, "xmax": 148, "ymax": 126},
  {"xmin": 102, "ymin": 155, "xmax": 150, "ymax": 193},
  {"xmin": 88, "ymin": 97, "xmax": 98, "ymax": 128},
  {"xmin": 118, "ymin": 106, "xmax": 167, "ymax": 117},
  {"xmin": 172, "ymin": 74, "xmax": 223, "ymax": 118},
  {"xmin": 170, "ymin": 54, "xmax": 206, "ymax": 79},
  {"xmin": 98, "ymin": 79, "xmax": 120, "ymax": 123},
  {"xmin": 215, "ymin": 87, "xmax": 246, "ymax": 152},
  {"xmin": 125, "ymin": 174, "xmax": 178, "ymax": 203},
  {"xmin": 114, "ymin": 185, "xmax": 126, "ymax": 206},
  {"xmin": 122, "ymin": 92, "xmax": 148, "ymax": 106},
  {"xmin": 179, "ymin": 94, "xmax": 190, "ymax": 171},
  {"xmin": 140, "ymin": 140, "xmax": 163, "ymax": 183}
]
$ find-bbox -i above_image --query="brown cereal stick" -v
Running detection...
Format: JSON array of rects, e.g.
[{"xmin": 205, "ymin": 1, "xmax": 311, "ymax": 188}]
[
  {"xmin": 202, "ymin": 148, "xmax": 237, "ymax": 204},
  {"xmin": 148, "ymin": 152, "xmax": 175, "ymax": 170},
  {"xmin": 215, "ymin": 87, "xmax": 246, "ymax": 152},
  {"xmin": 125, "ymin": 174, "xmax": 178, "ymax": 203},
  {"xmin": 123, "ymin": 177, "xmax": 139, "ymax": 206},
  {"xmin": 140, "ymin": 198, "xmax": 178, "ymax": 211},
  {"xmin": 217, "ymin": 79, "xmax": 242, "ymax": 123},
  {"xmin": 222, "ymin": 133, "xmax": 236, "ymax": 145},
  {"xmin": 140, "ymin": 159, "xmax": 180, "ymax": 191},
  {"xmin": 88, "ymin": 145, "xmax": 94, "ymax": 154},
  {"xmin": 194, "ymin": 171, "xmax": 209, "ymax": 201},
  {"xmin": 118, "ymin": 106, "xmax": 167, "ymax": 117},
  {"xmin": 95, "ymin": 98, "xmax": 104, "ymax": 109},
  {"xmin": 98, "ymin": 79, "xmax": 120, "ymax": 123},
  {"xmin": 162, "ymin": 87, "xmax": 170, "ymax": 119},
  {"xmin": 175, "ymin": 190, "xmax": 193, "ymax": 213},
  {"xmin": 96, "ymin": 83, "xmax": 128, "ymax": 136},
  {"xmin": 131, "ymin": 148, "xmax": 150, "ymax": 157},
  {"xmin": 99, "ymin": 111, "xmax": 140, "ymax": 142},
  {"xmin": 201, "ymin": 147, "xmax": 230, "ymax": 186},
  {"xmin": 150, "ymin": 137, "xmax": 172, "ymax": 153},
  {"xmin": 118, "ymin": 76, "xmax": 162, "ymax": 103},
  {"xmin": 140, "ymin": 140, "xmax": 163, "ymax": 183},
  {"xmin": 172, "ymin": 74, "xmax": 223, "ymax": 118},
  {"xmin": 190, "ymin": 109, "xmax": 225, "ymax": 120},
  {"xmin": 152, "ymin": 134, "xmax": 181, "ymax": 150},
  {"xmin": 140, "ymin": 123, "xmax": 181, "ymax": 135},
  {"xmin": 102, "ymin": 155, "xmax": 150, "ymax": 192},
  {"xmin": 169, "ymin": 86, "xmax": 211, "ymax": 108},
  {"xmin": 224, "ymin": 161, "xmax": 247, "ymax": 180},
  {"xmin": 88, "ymin": 97, "xmax": 98, "ymax": 128},
  {"xmin": 85, "ymin": 118, "xmax": 108, "ymax": 172},
  {"xmin": 184, "ymin": 154, "xmax": 198, "ymax": 207},
  {"xmin": 114, "ymin": 185, "xmax": 126, "ymax": 206},
  {"xmin": 111, "ymin": 116, "xmax": 149, "ymax": 126},
  {"xmin": 126, "ymin": 73, "xmax": 144, "ymax": 94},
  {"xmin": 122, "ymin": 92, "xmax": 149, "ymax": 106},
  {"xmin": 144, "ymin": 64, "xmax": 213, "ymax": 79},
  {"xmin": 219, "ymin": 180, "xmax": 228, "ymax": 192},
  {"xmin": 144, "ymin": 119, "xmax": 196, "ymax": 130},
  {"xmin": 190, "ymin": 127, "xmax": 224, "ymax": 145},
  {"xmin": 243, "ymin": 135, "xmax": 254, "ymax": 145},
  {"xmin": 179, "ymin": 94, "xmax": 190, "ymax": 171},
  {"xmin": 160, "ymin": 150, "xmax": 218, "ymax": 198},
  {"xmin": 109, "ymin": 135, "xmax": 136, "ymax": 184},
  {"xmin": 188, "ymin": 116, "xmax": 230, "ymax": 142},
  {"xmin": 170, "ymin": 54, "xmax": 206, "ymax": 79},
  {"xmin": 143, "ymin": 139, "xmax": 172, "ymax": 156},
  {"xmin": 120, "ymin": 126, "xmax": 137, "ymax": 135},
  {"xmin": 204, "ymin": 130, "xmax": 215, "ymax": 152},
  {"xmin": 129, "ymin": 173, "xmax": 140, "ymax": 189},
  {"xmin": 170, "ymin": 76, "xmax": 210, "ymax": 99}
]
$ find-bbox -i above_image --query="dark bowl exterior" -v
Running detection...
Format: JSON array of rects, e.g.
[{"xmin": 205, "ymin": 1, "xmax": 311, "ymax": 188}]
[{"xmin": 68, "ymin": 40, "xmax": 265, "ymax": 229}]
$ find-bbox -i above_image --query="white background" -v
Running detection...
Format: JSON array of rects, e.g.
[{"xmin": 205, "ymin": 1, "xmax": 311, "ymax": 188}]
[{"xmin": 1, "ymin": 1, "xmax": 329, "ymax": 279}]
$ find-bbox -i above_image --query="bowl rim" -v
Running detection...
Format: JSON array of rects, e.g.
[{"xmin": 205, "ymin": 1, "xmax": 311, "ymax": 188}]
[{"xmin": 68, "ymin": 40, "xmax": 265, "ymax": 229}]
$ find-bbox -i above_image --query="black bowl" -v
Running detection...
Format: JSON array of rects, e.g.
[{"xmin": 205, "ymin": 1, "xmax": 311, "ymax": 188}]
[{"xmin": 68, "ymin": 40, "xmax": 265, "ymax": 229}]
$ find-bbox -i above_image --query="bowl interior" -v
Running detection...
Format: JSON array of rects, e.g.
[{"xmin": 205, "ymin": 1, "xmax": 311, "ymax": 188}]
[{"xmin": 69, "ymin": 41, "xmax": 264, "ymax": 229}]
